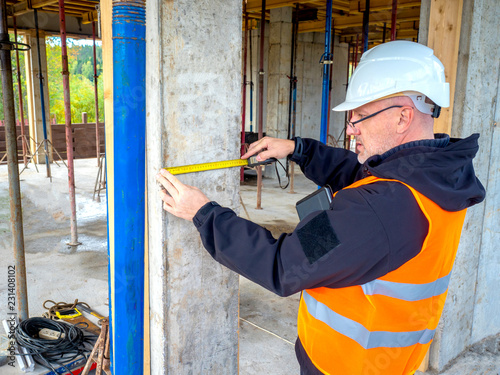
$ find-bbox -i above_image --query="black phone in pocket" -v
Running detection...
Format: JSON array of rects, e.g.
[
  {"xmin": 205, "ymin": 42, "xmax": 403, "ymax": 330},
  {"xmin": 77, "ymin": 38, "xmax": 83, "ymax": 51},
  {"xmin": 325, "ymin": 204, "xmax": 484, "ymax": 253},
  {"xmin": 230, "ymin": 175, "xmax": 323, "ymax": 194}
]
[{"xmin": 295, "ymin": 185, "xmax": 333, "ymax": 221}]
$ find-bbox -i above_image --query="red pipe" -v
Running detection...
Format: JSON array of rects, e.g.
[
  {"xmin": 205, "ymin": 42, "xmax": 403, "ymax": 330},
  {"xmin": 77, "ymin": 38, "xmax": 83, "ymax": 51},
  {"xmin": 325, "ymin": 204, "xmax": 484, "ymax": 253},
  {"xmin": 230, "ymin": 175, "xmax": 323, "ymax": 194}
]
[
  {"xmin": 92, "ymin": 21, "xmax": 100, "ymax": 164},
  {"xmin": 59, "ymin": 0, "xmax": 79, "ymax": 246},
  {"xmin": 13, "ymin": 16, "xmax": 27, "ymax": 166},
  {"xmin": 345, "ymin": 43, "xmax": 351, "ymax": 150},
  {"xmin": 354, "ymin": 34, "xmax": 359, "ymax": 68},
  {"xmin": 241, "ymin": 5, "xmax": 248, "ymax": 182},
  {"xmin": 391, "ymin": 0, "xmax": 397, "ymax": 41},
  {"xmin": 256, "ymin": 0, "xmax": 265, "ymax": 209}
]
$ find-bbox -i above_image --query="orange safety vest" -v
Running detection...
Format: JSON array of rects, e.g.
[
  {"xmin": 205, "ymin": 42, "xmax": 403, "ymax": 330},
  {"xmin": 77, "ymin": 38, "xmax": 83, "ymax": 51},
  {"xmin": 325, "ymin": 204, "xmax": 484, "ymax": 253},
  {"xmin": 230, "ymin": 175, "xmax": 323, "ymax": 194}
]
[{"xmin": 297, "ymin": 176, "xmax": 467, "ymax": 375}]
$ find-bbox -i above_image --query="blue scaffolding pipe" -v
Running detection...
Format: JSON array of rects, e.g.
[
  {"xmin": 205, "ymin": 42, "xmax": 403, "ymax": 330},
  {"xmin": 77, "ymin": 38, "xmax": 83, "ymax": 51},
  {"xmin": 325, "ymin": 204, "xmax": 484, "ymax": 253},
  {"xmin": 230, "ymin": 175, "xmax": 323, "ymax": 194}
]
[
  {"xmin": 362, "ymin": 0, "xmax": 370, "ymax": 52},
  {"xmin": 34, "ymin": 9, "xmax": 51, "ymax": 178},
  {"xmin": 319, "ymin": 0, "xmax": 333, "ymax": 144},
  {"xmin": 111, "ymin": 1, "xmax": 146, "ymax": 373}
]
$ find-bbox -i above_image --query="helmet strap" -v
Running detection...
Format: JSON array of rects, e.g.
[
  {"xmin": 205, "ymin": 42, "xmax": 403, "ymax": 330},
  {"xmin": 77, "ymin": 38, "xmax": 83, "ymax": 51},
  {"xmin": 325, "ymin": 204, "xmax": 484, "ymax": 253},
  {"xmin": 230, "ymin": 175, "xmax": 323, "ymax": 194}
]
[{"xmin": 432, "ymin": 105, "xmax": 441, "ymax": 118}]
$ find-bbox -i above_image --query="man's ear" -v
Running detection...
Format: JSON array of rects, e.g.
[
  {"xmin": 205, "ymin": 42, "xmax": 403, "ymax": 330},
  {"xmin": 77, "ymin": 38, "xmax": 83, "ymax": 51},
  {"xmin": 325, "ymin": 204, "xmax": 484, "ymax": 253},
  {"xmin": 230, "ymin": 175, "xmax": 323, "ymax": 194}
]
[{"xmin": 396, "ymin": 106, "xmax": 414, "ymax": 134}]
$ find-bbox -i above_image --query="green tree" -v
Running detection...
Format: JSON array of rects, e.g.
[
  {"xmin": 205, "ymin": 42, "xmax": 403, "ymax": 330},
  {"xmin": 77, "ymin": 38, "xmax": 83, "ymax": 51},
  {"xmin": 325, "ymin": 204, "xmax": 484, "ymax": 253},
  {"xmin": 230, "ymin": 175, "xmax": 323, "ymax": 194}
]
[
  {"xmin": 46, "ymin": 36, "xmax": 104, "ymax": 124},
  {"xmin": 2, "ymin": 36, "xmax": 104, "ymax": 125}
]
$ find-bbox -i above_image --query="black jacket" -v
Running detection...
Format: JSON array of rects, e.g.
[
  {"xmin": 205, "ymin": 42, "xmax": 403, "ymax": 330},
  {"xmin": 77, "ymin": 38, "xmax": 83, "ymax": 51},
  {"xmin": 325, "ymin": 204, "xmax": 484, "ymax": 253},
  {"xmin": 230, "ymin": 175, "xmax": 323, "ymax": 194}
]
[
  {"xmin": 192, "ymin": 134, "xmax": 485, "ymax": 374},
  {"xmin": 193, "ymin": 134, "xmax": 484, "ymax": 296}
]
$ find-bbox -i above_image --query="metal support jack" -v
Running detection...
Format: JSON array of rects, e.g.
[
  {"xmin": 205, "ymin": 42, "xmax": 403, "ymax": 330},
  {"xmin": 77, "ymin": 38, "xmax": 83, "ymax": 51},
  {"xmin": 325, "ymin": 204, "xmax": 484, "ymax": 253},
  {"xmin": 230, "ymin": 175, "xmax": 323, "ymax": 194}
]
[
  {"xmin": 58, "ymin": 0, "xmax": 80, "ymax": 247},
  {"xmin": 93, "ymin": 154, "xmax": 106, "ymax": 202},
  {"xmin": 19, "ymin": 138, "xmax": 67, "ymax": 175},
  {"xmin": 319, "ymin": 0, "xmax": 333, "ymax": 145},
  {"xmin": 288, "ymin": 4, "xmax": 299, "ymax": 194},
  {"xmin": 256, "ymin": 0, "xmax": 266, "ymax": 209},
  {"xmin": 34, "ymin": 9, "xmax": 52, "ymax": 180},
  {"xmin": 1, "ymin": 0, "xmax": 29, "ymax": 321}
]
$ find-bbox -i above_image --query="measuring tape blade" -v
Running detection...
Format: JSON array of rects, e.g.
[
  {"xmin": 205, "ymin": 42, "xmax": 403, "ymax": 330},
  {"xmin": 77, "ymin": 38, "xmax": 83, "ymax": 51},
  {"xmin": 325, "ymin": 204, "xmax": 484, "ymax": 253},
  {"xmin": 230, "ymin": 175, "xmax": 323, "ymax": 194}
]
[{"xmin": 165, "ymin": 159, "xmax": 249, "ymax": 175}]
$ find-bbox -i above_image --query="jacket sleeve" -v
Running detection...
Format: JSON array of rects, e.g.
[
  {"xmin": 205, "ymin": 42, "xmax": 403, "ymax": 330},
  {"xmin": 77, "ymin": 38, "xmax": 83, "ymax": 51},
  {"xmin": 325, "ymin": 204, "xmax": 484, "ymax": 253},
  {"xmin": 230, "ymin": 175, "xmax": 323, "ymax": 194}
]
[
  {"xmin": 193, "ymin": 181, "xmax": 428, "ymax": 297},
  {"xmin": 289, "ymin": 137, "xmax": 363, "ymax": 191}
]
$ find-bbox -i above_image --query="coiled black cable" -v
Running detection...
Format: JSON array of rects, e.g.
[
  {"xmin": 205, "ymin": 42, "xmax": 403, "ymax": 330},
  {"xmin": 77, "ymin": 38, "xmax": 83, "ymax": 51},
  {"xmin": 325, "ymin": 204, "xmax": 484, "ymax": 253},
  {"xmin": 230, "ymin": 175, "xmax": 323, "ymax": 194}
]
[
  {"xmin": 275, "ymin": 158, "xmax": 290, "ymax": 189},
  {"xmin": 15, "ymin": 317, "xmax": 96, "ymax": 374}
]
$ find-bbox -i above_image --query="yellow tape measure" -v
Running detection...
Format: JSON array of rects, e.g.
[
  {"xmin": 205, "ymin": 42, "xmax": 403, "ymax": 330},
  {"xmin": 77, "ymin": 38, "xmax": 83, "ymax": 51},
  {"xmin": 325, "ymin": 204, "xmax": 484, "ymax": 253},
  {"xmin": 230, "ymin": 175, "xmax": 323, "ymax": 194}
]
[{"xmin": 164, "ymin": 157, "xmax": 276, "ymax": 175}]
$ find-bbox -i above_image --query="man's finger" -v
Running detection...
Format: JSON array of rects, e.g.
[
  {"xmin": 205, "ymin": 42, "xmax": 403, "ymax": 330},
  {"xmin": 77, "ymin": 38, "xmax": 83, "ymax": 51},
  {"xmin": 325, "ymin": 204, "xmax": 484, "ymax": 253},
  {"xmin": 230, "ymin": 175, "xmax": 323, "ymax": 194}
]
[
  {"xmin": 156, "ymin": 171, "xmax": 179, "ymax": 197},
  {"xmin": 241, "ymin": 139, "xmax": 267, "ymax": 159},
  {"xmin": 159, "ymin": 190, "xmax": 176, "ymax": 211},
  {"xmin": 159, "ymin": 169, "xmax": 186, "ymax": 191},
  {"xmin": 163, "ymin": 201, "xmax": 175, "ymax": 214}
]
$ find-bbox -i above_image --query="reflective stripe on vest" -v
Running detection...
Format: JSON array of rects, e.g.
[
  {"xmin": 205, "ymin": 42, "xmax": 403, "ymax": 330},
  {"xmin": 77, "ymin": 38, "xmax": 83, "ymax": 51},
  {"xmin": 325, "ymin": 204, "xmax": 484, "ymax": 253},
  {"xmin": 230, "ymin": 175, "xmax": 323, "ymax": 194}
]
[
  {"xmin": 302, "ymin": 290, "xmax": 436, "ymax": 350},
  {"xmin": 361, "ymin": 272, "xmax": 452, "ymax": 302}
]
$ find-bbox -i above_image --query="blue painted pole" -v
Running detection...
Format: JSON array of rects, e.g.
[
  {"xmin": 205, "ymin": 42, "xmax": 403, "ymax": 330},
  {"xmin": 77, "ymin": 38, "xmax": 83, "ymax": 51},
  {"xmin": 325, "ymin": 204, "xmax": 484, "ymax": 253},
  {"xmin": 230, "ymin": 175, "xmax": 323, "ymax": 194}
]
[
  {"xmin": 34, "ymin": 9, "xmax": 51, "ymax": 179},
  {"xmin": 112, "ymin": 0, "xmax": 146, "ymax": 373},
  {"xmin": 320, "ymin": 0, "xmax": 333, "ymax": 144}
]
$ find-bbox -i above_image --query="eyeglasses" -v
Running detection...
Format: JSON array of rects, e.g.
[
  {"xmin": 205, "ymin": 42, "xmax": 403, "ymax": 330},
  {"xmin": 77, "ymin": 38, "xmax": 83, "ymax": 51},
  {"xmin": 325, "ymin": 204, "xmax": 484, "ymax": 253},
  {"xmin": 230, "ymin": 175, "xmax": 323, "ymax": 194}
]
[{"xmin": 346, "ymin": 105, "xmax": 404, "ymax": 129}]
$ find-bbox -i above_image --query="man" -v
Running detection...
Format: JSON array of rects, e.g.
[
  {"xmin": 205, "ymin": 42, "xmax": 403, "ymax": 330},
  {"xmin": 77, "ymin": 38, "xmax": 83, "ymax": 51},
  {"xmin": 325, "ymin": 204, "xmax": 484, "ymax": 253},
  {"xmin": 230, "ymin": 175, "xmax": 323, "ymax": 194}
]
[{"xmin": 156, "ymin": 41, "xmax": 485, "ymax": 374}]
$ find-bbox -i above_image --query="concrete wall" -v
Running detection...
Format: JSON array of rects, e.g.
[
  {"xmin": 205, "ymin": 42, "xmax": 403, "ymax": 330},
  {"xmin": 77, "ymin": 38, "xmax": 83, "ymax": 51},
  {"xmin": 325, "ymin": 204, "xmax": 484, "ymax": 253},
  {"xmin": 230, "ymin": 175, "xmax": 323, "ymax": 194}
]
[
  {"xmin": 429, "ymin": 0, "xmax": 500, "ymax": 370},
  {"xmin": 146, "ymin": 1, "xmax": 240, "ymax": 373}
]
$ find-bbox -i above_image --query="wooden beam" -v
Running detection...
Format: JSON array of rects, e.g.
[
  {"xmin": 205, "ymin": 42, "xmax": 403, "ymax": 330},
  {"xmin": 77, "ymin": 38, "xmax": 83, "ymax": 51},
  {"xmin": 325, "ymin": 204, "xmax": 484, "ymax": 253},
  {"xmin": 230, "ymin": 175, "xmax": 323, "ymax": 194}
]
[
  {"xmin": 66, "ymin": 0, "xmax": 99, "ymax": 7},
  {"xmin": 9, "ymin": 2, "xmax": 31, "ymax": 16},
  {"xmin": 44, "ymin": 4, "xmax": 93, "ymax": 12},
  {"xmin": 246, "ymin": 0, "xmax": 350, "ymax": 13},
  {"xmin": 350, "ymin": 0, "xmax": 420, "ymax": 13},
  {"xmin": 43, "ymin": 6, "xmax": 83, "ymax": 16},
  {"xmin": 299, "ymin": 7, "xmax": 420, "ymax": 32},
  {"xmin": 341, "ymin": 28, "xmax": 418, "ymax": 39},
  {"xmin": 246, "ymin": 0, "xmax": 309, "ymax": 12},
  {"xmin": 427, "ymin": 0, "xmax": 463, "ymax": 135},
  {"xmin": 31, "ymin": 0, "xmax": 59, "ymax": 8},
  {"xmin": 82, "ymin": 10, "xmax": 98, "ymax": 24}
]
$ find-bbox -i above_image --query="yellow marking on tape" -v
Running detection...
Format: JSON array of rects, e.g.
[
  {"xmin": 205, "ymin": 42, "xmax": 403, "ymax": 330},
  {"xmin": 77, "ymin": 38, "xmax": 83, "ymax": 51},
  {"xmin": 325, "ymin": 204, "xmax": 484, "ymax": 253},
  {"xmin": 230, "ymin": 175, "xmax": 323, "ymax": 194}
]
[{"xmin": 165, "ymin": 159, "xmax": 249, "ymax": 175}]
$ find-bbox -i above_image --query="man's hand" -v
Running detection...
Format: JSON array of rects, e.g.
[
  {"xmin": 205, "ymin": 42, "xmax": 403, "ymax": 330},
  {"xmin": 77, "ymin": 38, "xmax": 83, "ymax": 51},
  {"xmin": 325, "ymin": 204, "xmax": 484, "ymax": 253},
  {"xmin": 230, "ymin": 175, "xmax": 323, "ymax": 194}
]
[
  {"xmin": 241, "ymin": 136, "xmax": 295, "ymax": 161},
  {"xmin": 156, "ymin": 169, "xmax": 210, "ymax": 221}
]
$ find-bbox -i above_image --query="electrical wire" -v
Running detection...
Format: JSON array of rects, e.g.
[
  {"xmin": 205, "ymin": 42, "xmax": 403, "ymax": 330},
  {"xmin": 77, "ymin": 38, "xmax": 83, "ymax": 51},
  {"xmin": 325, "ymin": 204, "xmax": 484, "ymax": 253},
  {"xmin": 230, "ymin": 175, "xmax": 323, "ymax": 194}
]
[
  {"xmin": 15, "ymin": 317, "xmax": 96, "ymax": 374},
  {"xmin": 275, "ymin": 158, "xmax": 290, "ymax": 189}
]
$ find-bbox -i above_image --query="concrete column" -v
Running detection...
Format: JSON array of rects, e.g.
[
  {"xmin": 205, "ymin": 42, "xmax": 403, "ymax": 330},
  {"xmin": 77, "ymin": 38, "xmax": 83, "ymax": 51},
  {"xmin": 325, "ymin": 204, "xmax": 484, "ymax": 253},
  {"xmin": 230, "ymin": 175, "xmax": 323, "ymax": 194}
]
[
  {"xmin": 146, "ymin": 1, "xmax": 240, "ymax": 374},
  {"xmin": 265, "ymin": 7, "xmax": 292, "ymax": 179},
  {"xmin": 24, "ymin": 31, "xmax": 52, "ymax": 163},
  {"xmin": 329, "ymin": 36, "xmax": 349, "ymax": 146},
  {"xmin": 428, "ymin": 0, "xmax": 500, "ymax": 370},
  {"xmin": 296, "ymin": 32, "xmax": 324, "ymax": 139},
  {"xmin": 418, "ymin": 0, "xmax": 431, "ymax": 46},
  {"xmin": 244, "ymin": 22, "xmax": 269, "ymax": 137},
  {"xmin": 266, "ymin": 7, "xmax": 292, "ymax": 140}
]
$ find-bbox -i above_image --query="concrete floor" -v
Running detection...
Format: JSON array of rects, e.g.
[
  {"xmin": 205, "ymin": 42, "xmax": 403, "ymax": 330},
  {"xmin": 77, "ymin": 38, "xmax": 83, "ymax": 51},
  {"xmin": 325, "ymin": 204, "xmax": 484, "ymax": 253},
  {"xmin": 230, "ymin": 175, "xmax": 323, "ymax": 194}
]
[{"xmin": 0, "ymin": 159, "xmax": 498, "ymax": 374}]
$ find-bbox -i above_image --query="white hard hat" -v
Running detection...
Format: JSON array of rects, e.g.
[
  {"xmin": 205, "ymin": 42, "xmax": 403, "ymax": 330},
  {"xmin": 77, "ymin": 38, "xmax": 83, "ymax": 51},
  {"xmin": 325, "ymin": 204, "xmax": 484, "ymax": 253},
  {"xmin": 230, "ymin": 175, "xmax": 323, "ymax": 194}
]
[{"xmin": 333, "ymin": 41, "xmax": 449, "ymax": 117}]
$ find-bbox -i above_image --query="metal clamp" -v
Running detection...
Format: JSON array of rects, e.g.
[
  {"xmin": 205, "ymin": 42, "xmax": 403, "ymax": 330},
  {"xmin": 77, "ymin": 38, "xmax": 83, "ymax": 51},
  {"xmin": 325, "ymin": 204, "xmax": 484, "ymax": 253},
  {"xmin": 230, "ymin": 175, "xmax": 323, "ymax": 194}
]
[
  {"xmin": 0, "ymin": 41, "xmax": 31, "ymax": 51},
  {"xmin": 0, "ymin": 41, "xmax": 13, "ymax": 50}
]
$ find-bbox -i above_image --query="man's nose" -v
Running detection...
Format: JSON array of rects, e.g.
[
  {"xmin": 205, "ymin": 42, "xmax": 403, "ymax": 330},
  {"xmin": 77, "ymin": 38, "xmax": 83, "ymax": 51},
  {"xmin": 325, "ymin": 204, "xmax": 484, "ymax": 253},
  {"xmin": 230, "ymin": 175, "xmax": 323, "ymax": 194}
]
[{"xmin": 346, "ymin": 124, "xmax": 358, "ymax": 136}]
